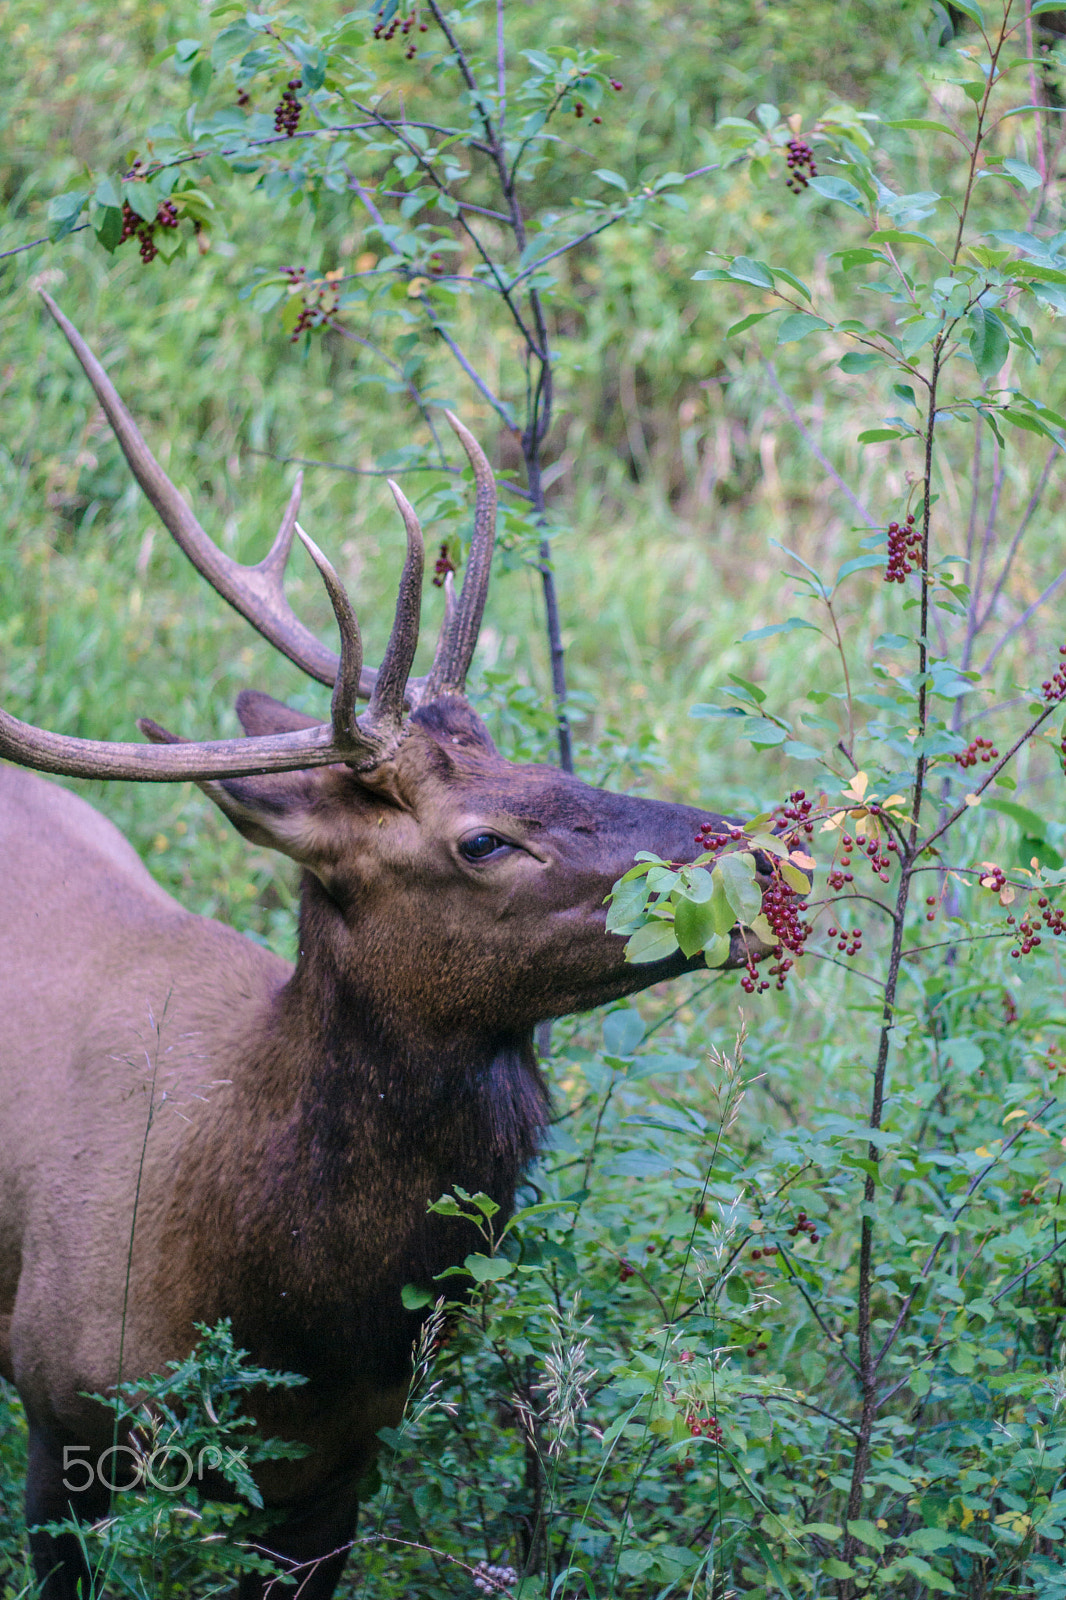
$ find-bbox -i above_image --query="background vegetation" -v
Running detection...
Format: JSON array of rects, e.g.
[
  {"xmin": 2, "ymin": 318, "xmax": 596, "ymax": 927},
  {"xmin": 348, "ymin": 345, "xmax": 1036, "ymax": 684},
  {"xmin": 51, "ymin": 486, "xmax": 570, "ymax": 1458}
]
[{"xmin": 3, "ymin": 0, "xmax": 1066, "ymax": 1595}]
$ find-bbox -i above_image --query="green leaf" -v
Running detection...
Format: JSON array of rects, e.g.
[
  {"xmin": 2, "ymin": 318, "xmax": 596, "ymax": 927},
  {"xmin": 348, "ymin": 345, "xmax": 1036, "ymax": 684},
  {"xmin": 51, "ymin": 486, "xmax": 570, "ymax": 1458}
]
[
  {"xmin": 624, "ymin": 920, "xmax": 679, "ymax": 965},
  {"xmin": 740, "ymin": 617, "xmax": 818, "ymax": 641},
  {"xmin": 836, "ymin": 553, "xmax": 886, "ymax": 581},
  {"xmin": 885, "ymin": 119, "xmax": 961, "ymax": 138},
  {"xmin": 702, "ymin": 933, "xmax": 732, "ymax": 968},
  {"xmin": 848, "ymin": 1519, "xmax": 886, "ymax": 1554},
  {"xmin": 868, "ymin": 227, "xmax": 937, "ymax": 248},
  {"xmin": 464, "ymin": 1253, "xmax": 514, "ymax": 1283},
  {"xmin": 725, "ymin": 1271, "xmax": 750, "ymax": 1304},
  {"xmin": 857, "ymin": 428, "xmax": 902, "ymax": 443},
  {"xmin": 47, "ymin": 190, "xmax": 87, "ymax": 241},
  {"xmin": 673, "ymin": 895, "xmax": 720, "ymax": 958},
  {"xmin": 401, "ymin": 1283, "xmax": 433, "ymax": 1309},
  {"xmin": 839, "ymin": 351, "xmax": 886, "ymax": 372},
  {"xmin": 780, "ymin": 861, "xmax": 811, "ymax": 893},
  {"xmin": 124, "ymin": 181, "xmax": 158, "ymax": 222},
  {"xmin": 606, "ymin": 876, "xmax": 651, "ymax": 932},
  {"xmin": 951, "ymin": 1, "xmax": 984, "ymax": 30},
  {"xmin": 776, "ymin": 312, "xmax": 831, "ymax": 344},
  {"xmin": 211, "ymin": 21, "xmax": 261, "ymax": 66},
  {"xmin": 771, "ymin": 266, "xmax": 813, "ymax": 301},
  {"xmin": 717, "ymin": 852, "xmax": 761, "ymax": 924},
  {"xmin": 1002, "ymin": 157, "xmax": 1042, "ymax": 193},
  {"xmin": 727, "ymin": 310, "xmax": 776, "ymax": 337},
  {"xmin": 594, "ymin": 168, "xmax": 628, "ymax": 190},
  {"xmin": 808, "ymin": 176, "xmax": 866, "ymax": 212},
  {"xmin": 93, "ymin": 206, "xmax": 125, "ymax": 252},
  {"xmin": 947, "ymin": 1343, "xmax": 975, "ymax": 1374},
  {"xmin": 968, "ymin": 306, "xmax": 1010, "ymax": 380},
  {"xmin": 755, "ymin": 102, "xmax": 780, "ymax": 130},
  {"xmin": 603, "ymin": 1008, "xmax": 645, "ymax": 1056},
  {"xmin": 728, "ymin": 255, "xmax": 774, "ymax": 288},
  {"xmin": 984, "ymin": 796, "xmax": 1048, "ymax": 837}
]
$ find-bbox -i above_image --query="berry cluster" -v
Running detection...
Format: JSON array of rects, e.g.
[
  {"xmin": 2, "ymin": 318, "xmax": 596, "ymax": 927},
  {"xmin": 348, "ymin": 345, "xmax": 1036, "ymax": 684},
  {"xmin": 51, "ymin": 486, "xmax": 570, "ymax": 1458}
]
[
  {"xmin": 432, "ymin": 542, "xmax": 457, "ymax": 588},
  {"xmin": 956, "ymin": 736, "xmax": 999, "ymax": 769},
  {"xmin": 289, "ymin": 306, "xmax": 320, "ymax": 342},
  {"xmin": 1008, "ymin": 896, "xmax": 1066, "ymax": 959},
  {"xmin": 788, "ymin": 1211, "xmax": 820, "ymax": 1244},
  {"xmin": 619, "ymin": 1259, "xmax": 635, "ymax": 1282},
  {"xmin": 274, "ymin": 79, "xmax": 303, "ymax": 137},
  {"xmin": 924, "ymin": 894, "xmax": 940, "ymax": 923},
  {"xmin": 885, "ymin": 512, "xmax": 921, "ymax": 583},
  {"xmin": 473, "ymin": 1561, "xmax": 519, "ymax": 1595},
  {"xmin": 826, "ymin": 923, "xmax": 863, "ymax": 957},
  {"xmin": 1019, "ymin": 1188, "xmax": 1042, "ymax": 1206},
  {"xmin": 774, "ymin": 788, "xmax": 815, "ymax": 845},
  {"xmin": 749, "ymin": 1243, "xmax": 778, "ymax": 1260},
  {"xmin": 1041, "ymin": 644, "xmax": 1066, "ymax": 702},
  {"xmin": 372, "ymin": 8, "xmax": 429, "ymax": 56},
  {"xmin": 784, "ymin": 136, "xmax": 817, "ymax": 193},
  {"xmin": 694, "ymin": 822, "xmax": 750, "ymax": 852},
  {"xmin": 119, "ymin": 198, "xmax": 179, "ymax": 264},
  {"xmin": 761, "ymin": 875, "xmax": 811, "ymax": 991},
  {"xmin": 979, "ymin": 864, "xmax": 1007, "ymax": 893},
  {"xmin": 685, "ymin": 1412, "xmax": 723, "ymax": 1443},
  {"xmin": 744, "ymin": 1337, "xmax": 770, "ymax": 1358},
  {"xmin": 236, "ymin": 88, "xmax": 251, "ymax": 108},
  {"xmin": 281, "ymin": 264, "xmax": 307, "ymax": 284}
]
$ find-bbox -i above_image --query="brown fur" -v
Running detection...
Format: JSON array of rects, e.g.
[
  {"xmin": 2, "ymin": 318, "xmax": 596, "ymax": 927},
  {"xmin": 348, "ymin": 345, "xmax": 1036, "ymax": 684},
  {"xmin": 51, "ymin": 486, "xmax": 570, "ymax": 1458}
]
[{"xmin": 0, "ymin": 691, "xmax": 762, "ymax": 1598}]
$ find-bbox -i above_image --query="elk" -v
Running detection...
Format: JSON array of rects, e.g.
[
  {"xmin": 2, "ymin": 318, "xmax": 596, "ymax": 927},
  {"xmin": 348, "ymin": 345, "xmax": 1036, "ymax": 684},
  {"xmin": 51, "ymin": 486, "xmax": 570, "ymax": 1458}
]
[{"xmin": 0, "ymin": 296, "xmax": 767, "ymax": 1600}]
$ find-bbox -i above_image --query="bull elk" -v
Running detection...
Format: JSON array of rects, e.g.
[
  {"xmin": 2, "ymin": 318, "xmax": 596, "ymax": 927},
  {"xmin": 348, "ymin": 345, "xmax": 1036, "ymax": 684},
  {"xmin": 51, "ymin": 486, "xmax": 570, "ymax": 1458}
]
[{"xmin": 0, "ymin": 296, "xmax": 766, "ymax": 1600}]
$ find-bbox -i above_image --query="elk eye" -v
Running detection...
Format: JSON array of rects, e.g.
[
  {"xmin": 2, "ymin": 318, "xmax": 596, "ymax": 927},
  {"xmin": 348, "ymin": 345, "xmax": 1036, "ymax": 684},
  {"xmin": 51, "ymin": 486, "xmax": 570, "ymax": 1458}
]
[{"xmin": 459, "ymin": 831, "xmax": 509, "ymax": 862}]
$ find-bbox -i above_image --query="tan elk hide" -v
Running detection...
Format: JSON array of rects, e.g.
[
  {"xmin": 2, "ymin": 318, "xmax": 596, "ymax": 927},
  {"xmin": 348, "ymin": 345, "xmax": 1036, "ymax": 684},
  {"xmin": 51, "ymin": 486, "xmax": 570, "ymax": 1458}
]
[{"xmin": 0, "ymin": 296, "xmax": 768, "ymax": 1600}]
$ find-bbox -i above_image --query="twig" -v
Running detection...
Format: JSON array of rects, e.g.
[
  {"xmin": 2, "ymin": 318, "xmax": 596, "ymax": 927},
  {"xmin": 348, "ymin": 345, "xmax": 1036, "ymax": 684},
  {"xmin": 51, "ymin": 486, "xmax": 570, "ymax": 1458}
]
[{"xmin": 763, "ymin": 361, "xmax": 872, "ymax": 523}]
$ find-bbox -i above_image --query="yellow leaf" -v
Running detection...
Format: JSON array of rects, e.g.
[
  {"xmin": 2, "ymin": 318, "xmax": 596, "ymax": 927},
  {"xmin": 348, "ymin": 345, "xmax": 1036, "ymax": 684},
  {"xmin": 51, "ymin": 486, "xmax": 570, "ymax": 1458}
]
[
  {"xmin": 975, "ymin": 1146, "xmax": 993, "ymax": 1158},
  {"xmin": 965, "ymin": 793, "xmax": 981, "ymax": 807},
  {"xmin": 999, "ymin": 886, "xmax": 1016, "ymax": 905},
  {"xmin": 1003, "ymin": 1109, "xmax": 1029, "ymax": 1123},
  {"xmin": 841, "ymin": 772, "xmax": 869, "ymax": 803},
  {"xmin": 820, "ymin": 812, "xmax": 845, "ymax": 832},
  {"xmin": 960, "ymin": 1507, "xmax": 974, "ymax": 1529},
  {"xmin": 791, "ymin": 851, "xmax": 816, "ymax": 871},
  {"xmin": 407, "ymin": 277, "xmax": 429, "ymax": 297}
]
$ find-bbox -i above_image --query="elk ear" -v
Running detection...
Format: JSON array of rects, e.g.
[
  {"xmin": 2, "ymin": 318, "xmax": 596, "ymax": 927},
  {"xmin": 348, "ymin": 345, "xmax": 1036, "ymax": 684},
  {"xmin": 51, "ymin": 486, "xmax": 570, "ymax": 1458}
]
[
  {"xmin": 235, "ymin": 689, "xmax": 323, "ymax": 736},
  {"xmin": 141, "ymin": 698, "xmax": 339, "ymax": 865}
]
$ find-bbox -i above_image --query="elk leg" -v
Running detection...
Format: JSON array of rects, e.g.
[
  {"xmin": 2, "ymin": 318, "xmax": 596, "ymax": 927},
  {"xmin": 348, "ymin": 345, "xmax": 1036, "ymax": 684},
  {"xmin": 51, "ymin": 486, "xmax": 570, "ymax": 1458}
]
[
  {"xmin": 237, "ymin": 1485, "xmax": 360, "ymax": 1600},
  {"xmin": 25, "ymin": 1427, "xmax": 108, "ymax": 1600}
]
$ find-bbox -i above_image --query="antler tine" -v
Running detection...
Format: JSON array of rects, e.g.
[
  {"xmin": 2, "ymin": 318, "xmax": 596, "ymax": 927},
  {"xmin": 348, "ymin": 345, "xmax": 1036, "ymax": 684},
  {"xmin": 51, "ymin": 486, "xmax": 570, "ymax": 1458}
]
[
  {"xmin": 422, "ymin": 411, "xmax": 497, "ymax": 699},
  {"xmin": 365, "ymin": 480, "xmax": 424, "ymax": 733},
  {"xmin": 40, "ymin": 292, "xmax": 343, "ymax": 688},
  {"xmin": 294, "ymin": 525, "xmax": 365, "ymax": 749}
]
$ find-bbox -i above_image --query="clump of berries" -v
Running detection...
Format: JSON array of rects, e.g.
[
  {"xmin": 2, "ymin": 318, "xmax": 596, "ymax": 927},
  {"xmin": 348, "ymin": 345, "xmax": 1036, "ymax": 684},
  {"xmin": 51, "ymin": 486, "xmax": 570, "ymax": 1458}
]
[
  {"xmin": 1008, "ymin": 895, "xmax": 1066, "ymax": 959},
  {"xmin": 274, "ymin": 78, "xmax": 303, "ymax": 137},
  {"xmin": 236, "ymin": 88, "xmax": 251, "ymax": 108},
  {"xmin": 432, "ymin": 542, "xmax": 457, "ymax": 588},
  {"xmin": 745, "ymin": 1337, "xmax": 770, "ymax": 1358},
  {"xmin": 685, "ymin": 1412, "xmax": 724, "ymax": 1443},
  {"xmin": 980, "ymin": 864, "xmax": 1007, "ymax": 893},
  {"xmin": 785, "ymin": 136, "xmax": 817, "ymax": 193},
  {"xmin": 694, "ymin": 822, "xmax": 750, "ymax": 852},
  {"xmin": 1019, "ymin": 1188, "xmax": 1042, "ymax": 1207},
  {"xmin": 761, "ymin": 874, "xmax": 811, "ymax": 991},
  {"xmin": 1041, "ymin": 644, "xmax": 1066, "ymax": 702},
  {"xmin": 788, "ymin": 1211, "xmax": 821, "ymax": 1244},
  {"xmin": 372, "ymin": 8, "xmax": 428, "ymax": 56},
  {"xmin": 774, "ymin": 788, "xmax": 815, "ymax": 844},
  {"xmin": 473, "ymin": 1562, "xmax": 519, "ymax": 1595},
  {"xmin": 119, "ymin": 198, "xmax": 179, "ymax": 264},
  {"xmin": 885, "ymin": 512, "xmax": 922, "ymax": 583},
  {"xmin": 619, "ymin": 1259, "xmax": 635, "ymax": 1282},
  {"xmin": 956, "ymin": 736, "xmax": 999, "ymax": 769},
  {"xmin": 825, "ymin": 922, "xmax": 863, "ymax": 958}
]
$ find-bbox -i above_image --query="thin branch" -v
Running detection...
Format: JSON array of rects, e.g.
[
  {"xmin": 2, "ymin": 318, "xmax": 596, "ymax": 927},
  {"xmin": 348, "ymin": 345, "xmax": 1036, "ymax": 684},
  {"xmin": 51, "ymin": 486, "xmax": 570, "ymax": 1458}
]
[
  {"xmin": 982, "ymin": 561, "xmax": 1066, "ymax": 675},
  {"xmin": 872, "ymin": 1096, "xmax": 1056, "ymax": 1375},
  {"xmin": 990, "ymin": 1234, "xmax": 1066, "ymax": 1305},
  {"xmin": 763, "ymin": 361, "xmax": 872, "ymax": 523},
  {"xmin": 426, "ymin": 315, "xmax": 517, "ymax": 429},
  {"xmin": 974, "ymin": 443, "xmax": 1057, "ymax": 636},
  {"xmin": 919, "ymin": 700, "xmax": 1056, "ymax": 854}
]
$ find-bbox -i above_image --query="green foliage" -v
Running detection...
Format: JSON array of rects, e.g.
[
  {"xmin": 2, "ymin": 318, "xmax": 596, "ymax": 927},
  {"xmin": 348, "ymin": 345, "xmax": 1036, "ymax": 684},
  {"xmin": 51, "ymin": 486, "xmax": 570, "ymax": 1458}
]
[{"xmin": 34, "ymin": 1322, "xmax": 306, "ymax": 1600}]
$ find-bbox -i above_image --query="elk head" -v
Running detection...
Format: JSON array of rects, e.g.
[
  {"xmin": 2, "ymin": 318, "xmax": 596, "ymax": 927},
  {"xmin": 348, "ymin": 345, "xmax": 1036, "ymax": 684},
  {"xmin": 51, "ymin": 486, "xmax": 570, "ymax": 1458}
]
[{"xmin": 0, "ymin": 293, "xmax": 766, "ymax": 1034}]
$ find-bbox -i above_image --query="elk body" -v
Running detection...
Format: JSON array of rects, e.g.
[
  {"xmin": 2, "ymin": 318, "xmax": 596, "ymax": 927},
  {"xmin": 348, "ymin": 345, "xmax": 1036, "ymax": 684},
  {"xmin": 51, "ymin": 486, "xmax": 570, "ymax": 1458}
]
[{"xmin": 0, "ymin": 299, "xmax": 763, "ymax": 1600}]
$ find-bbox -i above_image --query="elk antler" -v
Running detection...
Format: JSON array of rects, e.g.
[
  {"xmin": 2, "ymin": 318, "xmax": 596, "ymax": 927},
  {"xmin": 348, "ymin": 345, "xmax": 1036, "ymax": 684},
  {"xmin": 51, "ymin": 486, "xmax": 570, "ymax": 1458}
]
[
  {"xmin": 39, "ymin": 292, "xmax": 351, "ymax": 691},
  {"xmin": 0, "ymin": 302, "xmax": 499, "ymax": 783}
]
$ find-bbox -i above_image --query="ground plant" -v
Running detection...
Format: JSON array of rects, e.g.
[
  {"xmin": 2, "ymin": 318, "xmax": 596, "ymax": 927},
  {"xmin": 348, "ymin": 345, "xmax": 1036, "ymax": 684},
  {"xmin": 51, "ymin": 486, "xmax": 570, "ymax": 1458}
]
[{"xmin": 3, "ymin": 1, "xmax": 1066, "ymax": 1597}]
